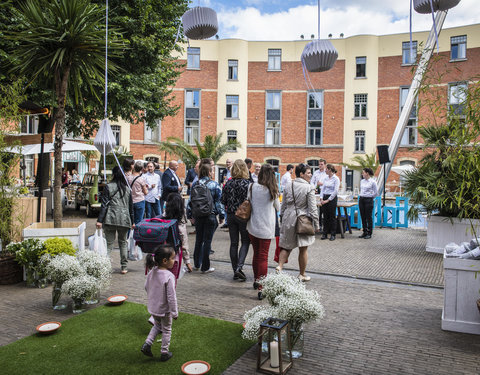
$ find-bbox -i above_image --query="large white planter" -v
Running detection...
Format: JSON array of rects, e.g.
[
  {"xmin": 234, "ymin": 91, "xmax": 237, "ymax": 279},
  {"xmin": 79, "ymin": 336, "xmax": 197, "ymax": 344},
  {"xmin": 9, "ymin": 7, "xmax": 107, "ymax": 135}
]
[
  {"xmin": 23, "ymin": 221, "xmax": 86, "ymax": 251},
  {"xmin": 442, "ymin": 253, "xmax": 480, "ymax": 334},
  {"xmin": 426, "ymin": 216, "xmax": 480, "ymax": 254}
]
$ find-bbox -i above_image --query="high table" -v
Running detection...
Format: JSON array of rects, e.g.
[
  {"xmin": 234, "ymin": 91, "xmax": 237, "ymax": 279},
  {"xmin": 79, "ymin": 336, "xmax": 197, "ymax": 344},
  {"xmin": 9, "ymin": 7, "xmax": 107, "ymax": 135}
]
[{"xmin": 317, "ymin": 200, "xmax": 357, "ymax": 238}]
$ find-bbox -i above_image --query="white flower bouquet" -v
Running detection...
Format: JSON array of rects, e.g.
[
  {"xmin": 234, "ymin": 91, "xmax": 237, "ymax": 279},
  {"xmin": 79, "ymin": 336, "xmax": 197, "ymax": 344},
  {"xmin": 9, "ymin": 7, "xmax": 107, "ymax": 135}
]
[
  {"xmin": 77, "ymin": 250, "xmax": 112, "ymax": 289},
  {"xmin": 62, "ymin": 274, "xmax": 99, "ymax": 301},
  {"xmin": 40, "ymin": 253, "xmax": 83, "ymax": 285},
  {"xmin": 242, "ymin": 273, "xmax": 325, "ymax": 342}
]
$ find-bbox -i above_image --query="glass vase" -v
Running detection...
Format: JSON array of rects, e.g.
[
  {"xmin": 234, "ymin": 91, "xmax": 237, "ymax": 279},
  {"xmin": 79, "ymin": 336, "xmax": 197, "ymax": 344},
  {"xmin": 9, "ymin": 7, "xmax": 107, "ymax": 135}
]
[
  {"xmin": 288, "ymin": 325, "xmax": 304, "ymax": 359},
  {"xmin": 72, "ymin": 298, "xmax": 85, "ymax": 314},
  {"xmin": 52, "ymin": 283, "xmax": 67, "ymax": 310},
  {"xmin": 24, "ymin": 264, "xmax": 37, "ymax": 287},
  {"xmin": 85, "ymin": 290, "xmax": 100, "ymax": 305}
]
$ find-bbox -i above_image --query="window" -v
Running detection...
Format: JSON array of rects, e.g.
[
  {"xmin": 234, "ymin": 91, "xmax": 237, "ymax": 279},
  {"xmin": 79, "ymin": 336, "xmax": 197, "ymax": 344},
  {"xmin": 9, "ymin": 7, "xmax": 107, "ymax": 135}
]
[
  {"xmin": 226, "ymin": 95, "xmax": 239, "ymax": 118},
  {"xmin": 187, "ymin": 47, "xmax": 200, "ymax": 69},
  {"xmin": 354, "ymin": 130, "xmax": 365, "ymax": 152},
  {"xmin": 268, "ymin": 49, "xmax": 281, "ymax": 70},
  {"xmin": 185, "ymin": 89, "xmax": 200, "ymax": 144},
  {"xmin": 356, "ymin": 57, "xmax": 366, "ymax": 78},
  {"xmin": 307, "ymin": 91, "xmax": 323, "ymax": 146},
  {"xmin": 399, "ymin": 160, "xmax": 415, "ymax": 188},
  {"xmin": 20, "ymin": 115, "xmax": 38, "ymax": 134},
  {"xmin": 449, "ymin": 82, "xmax": 467, "ymax": 116},
  {"xmin": 402, "ymin": 41, "xmax": 417, "ymax": 65},
  {"xmin": 266, "ymin": 159, "xmax": 279, "ymax": 173},
  {"xmin": 227, "ymin": 130, "xmax": 237, "ymax": 151},
  {"xmin": 451, "ymin": 35, "xmax": 466, "ymax": 60},
  {"xmin": 265, "ymin": 91, "xmax": 281, "ymax": 145},
  {"xmin": 400, "ymin": 87, "xmax": 418, "ymax": 146},
  {"xmin": 111, "ymin": 125, "xmax": 121, "ymax": 146},
  {"xmin": 307, "ymin": 159, "xmax": 319, "ymax": 173},
  {"xmin": 145, "ymin": 120, "xmax": 161, "ymax": 143},
  {"xmin": 354, "ymin": 94, "xmax": 368, "ymax": 118},
  {"xmin": 228, "ymin": 60, "xmax": 238, "ymax": 80},
  {"xmin": 23, "ymin": 155, "xmax": 34, "ymax": 179}
]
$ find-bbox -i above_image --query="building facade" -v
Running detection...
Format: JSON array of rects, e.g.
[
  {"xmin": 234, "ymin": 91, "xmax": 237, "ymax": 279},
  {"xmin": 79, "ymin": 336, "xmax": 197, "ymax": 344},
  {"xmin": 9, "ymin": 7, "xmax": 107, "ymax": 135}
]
[{"xmin": 20, "ymin": 24, "xmax": 478, "ymax": 191}]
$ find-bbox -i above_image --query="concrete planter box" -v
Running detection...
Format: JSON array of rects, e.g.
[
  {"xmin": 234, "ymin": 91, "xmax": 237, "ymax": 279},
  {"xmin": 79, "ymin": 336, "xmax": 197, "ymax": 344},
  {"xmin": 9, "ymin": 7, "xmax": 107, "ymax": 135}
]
[
  {"xmin": 426, "ymin": 216, "xmax": 480, "ymax": 254},
  {"xmin": 22, "ymin": 221, "xmax": 86, "ymax": 251},
  {"xmin": 442, "ymin": 253, "xmax": 480, "ymax": 335}
]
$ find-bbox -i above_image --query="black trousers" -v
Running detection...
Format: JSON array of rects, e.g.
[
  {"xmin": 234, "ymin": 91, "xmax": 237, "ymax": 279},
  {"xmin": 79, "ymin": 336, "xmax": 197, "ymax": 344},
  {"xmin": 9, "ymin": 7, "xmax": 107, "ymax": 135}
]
[
  {"xmin": 359, "ymin": 197, "xmax": 374, "ymax": 235},
  {"xmin": 323, "ymin": 195, "xmax": 337, "ymax": 235}
]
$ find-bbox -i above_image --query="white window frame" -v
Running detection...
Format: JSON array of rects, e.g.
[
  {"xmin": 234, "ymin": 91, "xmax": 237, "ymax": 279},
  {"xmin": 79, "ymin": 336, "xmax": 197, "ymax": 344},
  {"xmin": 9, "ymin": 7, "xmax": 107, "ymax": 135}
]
[
  {"xmin": 356, "ymin": 56, "xmax": 366, "ymax": 78},
  {"xmin": 184, "ymin": 89, "xmax": 201, "ymax": 145},
  {"xmin": 354, "ymin": 130, "xmax": 365, "ymax": 153},
  {"xmin": 307, "ymin": 159, "xmax": 319, "ymax": 173},
  {"xmin": 354, "ymin": 94, "xmax": 368, "ymax": 119},
  {"xmin": 450, "ymin": 35, "xmax": 466, "ymax": 61},
  {"xmin": 402, "ymin": 41, "xmax": 417, "ymax": 65},
  {"xmin": 227, "ymin": 130, "xmax": 237, "ymax": 152},
  {"xmin": 268, "ymin": 49, "xmax": 281, "ymax": 71},
  {"xmin": 265, "ymin": 91, "xmax": 281, "ymax": 145},
  {"xmin": 144, "ymin": 119, "xmax": 161, "ymax": 143},
  {"xmin": 187, "ymin": 47, "xmax": 200, "ymax": 69},
  {"xmin": 307, "ymin": 91, "xmax": 323, "ymax": 146},
  {"xmin": 448, "ymin": 82, "xmax": 468, "ymax": 118},
  {"xmin": 111, "ymin": 125, "xmax": 121, "ymax": 146},
  {"xmin": 400, "ymin": 87, "xmax": 418, "ymax": 146},
  {"xmin": 266, "ymin": 158, "xmax": 280, "ymax": 173},
  {"xmin": 228, "ymin": 59, "xmax": 238, "ymax": 80},
  {"xmin": 226, "ymin": 95, "xmax": 239, "ymax": 119},
  {"xmin": 20, "ymin": 115, "xmax": 38, "ymax": 134}
]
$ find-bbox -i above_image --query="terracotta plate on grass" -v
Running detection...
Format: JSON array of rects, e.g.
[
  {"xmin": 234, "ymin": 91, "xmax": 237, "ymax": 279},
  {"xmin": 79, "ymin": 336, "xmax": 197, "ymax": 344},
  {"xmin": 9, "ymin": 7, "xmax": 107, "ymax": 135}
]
[
  {"xmin": 107, "ymin": 295, "xmax": 128, "ymax": 305},
  {"xmin": 36, "ymin": 321, "xmax": 61, "ymax": 334},
  {"xmin": 181, "ymin": 360, "xmax": 211, "ymax": 375}
]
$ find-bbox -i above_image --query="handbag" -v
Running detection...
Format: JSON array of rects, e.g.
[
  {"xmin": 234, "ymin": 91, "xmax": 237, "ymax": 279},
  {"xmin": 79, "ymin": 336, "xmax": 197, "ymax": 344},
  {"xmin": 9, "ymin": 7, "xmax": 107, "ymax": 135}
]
[
  {"xmin": 292, "ymin": 181, "xmax": 315, "ymax": 235},
  {"xmin": 235, "ymin": 183, "xmax": 253, "ymax": 223}
]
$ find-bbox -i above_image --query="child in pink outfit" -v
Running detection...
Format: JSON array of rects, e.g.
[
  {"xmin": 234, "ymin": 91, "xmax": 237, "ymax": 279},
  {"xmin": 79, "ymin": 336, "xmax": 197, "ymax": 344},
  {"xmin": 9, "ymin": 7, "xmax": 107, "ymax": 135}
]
[{"xmin": 141, "ymin": 245, "xmax": 178, "ymax": 362}]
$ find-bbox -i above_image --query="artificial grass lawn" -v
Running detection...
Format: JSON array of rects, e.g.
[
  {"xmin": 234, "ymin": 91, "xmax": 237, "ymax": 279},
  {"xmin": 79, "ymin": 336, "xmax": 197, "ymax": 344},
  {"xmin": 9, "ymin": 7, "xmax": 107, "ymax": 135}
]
[{"xmin": 0, "ymin": 302, "xmax": 254, "ymax": 374}]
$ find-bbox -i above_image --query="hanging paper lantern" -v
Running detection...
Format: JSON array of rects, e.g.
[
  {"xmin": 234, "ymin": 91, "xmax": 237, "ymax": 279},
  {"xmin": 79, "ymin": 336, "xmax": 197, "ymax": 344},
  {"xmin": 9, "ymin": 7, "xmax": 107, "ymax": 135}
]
[
  {"xmin": 413, "ymin": 0, "xmax": 461, "ymax": 14},
  {"xmin": 182, "ymin": 6, "xmax": 218, "ymax": 40},
  {"xmin": 301, "ymin": 39, "xmax": 338, "ymax": 73}
]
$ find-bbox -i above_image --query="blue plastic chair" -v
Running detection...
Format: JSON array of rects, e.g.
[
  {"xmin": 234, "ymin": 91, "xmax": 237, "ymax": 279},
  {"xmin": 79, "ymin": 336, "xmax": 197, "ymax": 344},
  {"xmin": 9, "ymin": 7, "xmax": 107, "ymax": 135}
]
[
  {"xmin": 350, "ymin": 196, "xmax": 381, "ymax": 230},
  {"xmin": 394, "ymin": 196, "xmax": 409, "ymax": 228}
]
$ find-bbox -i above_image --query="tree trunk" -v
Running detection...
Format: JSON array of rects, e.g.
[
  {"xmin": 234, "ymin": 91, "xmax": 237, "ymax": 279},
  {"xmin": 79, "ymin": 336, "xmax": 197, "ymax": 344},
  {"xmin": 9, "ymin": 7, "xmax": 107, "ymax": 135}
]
[{"xmin": 53, "ymin": 66, "xmax": 71, "ymax": 228}]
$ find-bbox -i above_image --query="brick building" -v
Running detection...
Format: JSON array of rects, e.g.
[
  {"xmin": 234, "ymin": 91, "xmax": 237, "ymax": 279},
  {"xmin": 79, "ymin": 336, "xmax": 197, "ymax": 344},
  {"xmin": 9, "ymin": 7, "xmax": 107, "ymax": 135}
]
[{"xmin": 15, "ymin": 24, "xmax": 480, "ymax": 192}]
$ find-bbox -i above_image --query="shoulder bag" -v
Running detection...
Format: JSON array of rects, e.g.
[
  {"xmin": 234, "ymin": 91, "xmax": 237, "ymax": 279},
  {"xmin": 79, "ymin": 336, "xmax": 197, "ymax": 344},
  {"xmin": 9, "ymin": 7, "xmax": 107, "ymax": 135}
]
[
  {"xmin": 292, "ymin": 181, "xmax": 315, "ymax": 235},
  {"xmin": 235, "ymin": 183, "xmax": 253, "ymax": 223}
]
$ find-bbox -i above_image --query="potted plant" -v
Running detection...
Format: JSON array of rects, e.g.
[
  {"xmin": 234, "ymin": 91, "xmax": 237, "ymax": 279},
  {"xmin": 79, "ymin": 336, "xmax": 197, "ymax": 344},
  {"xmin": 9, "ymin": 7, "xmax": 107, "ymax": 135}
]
[
  {"xmin": 242, "ymin": 273, "xmax": 325, "ymax": 358},
  {"xmin": 403, "ymin": 70, "xmax": 480, "ymax": 334},
  {"xmin": 7, "ymin": 238, "xmax": 46, "ymax": 287}
]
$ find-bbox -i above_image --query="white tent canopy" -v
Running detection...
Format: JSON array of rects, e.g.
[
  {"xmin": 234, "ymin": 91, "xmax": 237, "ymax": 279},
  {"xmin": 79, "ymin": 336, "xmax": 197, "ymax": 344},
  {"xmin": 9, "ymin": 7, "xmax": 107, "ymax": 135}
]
[
  {"xmin": 391, "ymin": 164, "xmax": 416, "ymax": 175},
  {"xmin": 7, "ymin": 140, "xmax": 97, "ymax": 155}
]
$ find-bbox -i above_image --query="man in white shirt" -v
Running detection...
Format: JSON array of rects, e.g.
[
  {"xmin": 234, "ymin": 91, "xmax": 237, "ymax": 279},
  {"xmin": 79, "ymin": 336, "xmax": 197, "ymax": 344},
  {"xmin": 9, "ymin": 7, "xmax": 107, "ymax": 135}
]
[
  {"xmin": 144, "ymin": 161, "xmax": 161, "ymax": 218},
  {"xmin": 281, "ymin": 164, "xmax": 294, "ymax": 191},
  {"xmin": 310, "ymin": 158, "xmax": 327, "ymax": 230}
]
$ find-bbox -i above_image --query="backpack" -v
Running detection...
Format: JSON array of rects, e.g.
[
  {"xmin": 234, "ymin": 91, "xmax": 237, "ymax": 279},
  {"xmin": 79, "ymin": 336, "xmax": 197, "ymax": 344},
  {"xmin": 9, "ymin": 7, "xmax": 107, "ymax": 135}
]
[
  {"xmin": 133, "ymin": 218, "xmax": 181, "ymax": 253},
  {"xmin": 190, "ymin": 180, "xmax": 214, "ymax": 218}
]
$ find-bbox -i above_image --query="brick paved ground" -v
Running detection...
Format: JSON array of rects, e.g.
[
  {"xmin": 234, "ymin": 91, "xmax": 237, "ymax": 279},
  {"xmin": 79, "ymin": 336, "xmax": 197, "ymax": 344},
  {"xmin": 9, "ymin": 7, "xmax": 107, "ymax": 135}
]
[{"xmin": 1, "ymin": 209, "xmax": 478, "ymax": 374}]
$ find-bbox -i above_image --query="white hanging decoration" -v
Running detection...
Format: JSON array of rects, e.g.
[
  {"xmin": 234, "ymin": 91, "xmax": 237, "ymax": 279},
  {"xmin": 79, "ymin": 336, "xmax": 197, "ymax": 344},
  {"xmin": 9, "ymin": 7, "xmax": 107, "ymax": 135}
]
[
  {"xmin": 182, "ymin": 6, "xmax": 218, "ymax": 40},
  {"xmin": 94, "ymin": 118, "xmax": 117, "ymax": 180},
  {"xmin": 300, "ymin": 0, "xmax": 338, "ymax": 73},
  {"xmin": 413, "ymin": 0, "xmax": 461, "ymax": 14},
  {"xmin": 301, "ymin": 39, "xmax": 338, "ymax": 72}
]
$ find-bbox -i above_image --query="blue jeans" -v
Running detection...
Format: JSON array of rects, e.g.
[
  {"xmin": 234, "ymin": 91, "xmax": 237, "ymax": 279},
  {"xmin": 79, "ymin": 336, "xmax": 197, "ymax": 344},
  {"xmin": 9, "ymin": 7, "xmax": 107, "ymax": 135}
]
[
  {"xmin": 146, "ymin": 199, "xmax": 161, "ymax": 218},
  {"xmin": 133, "ymin": 200, "xmax": 145, "ymax": 225},
  {"xmin": 193, "ymin": 214, "xmax": 217, "ymax": 271}
]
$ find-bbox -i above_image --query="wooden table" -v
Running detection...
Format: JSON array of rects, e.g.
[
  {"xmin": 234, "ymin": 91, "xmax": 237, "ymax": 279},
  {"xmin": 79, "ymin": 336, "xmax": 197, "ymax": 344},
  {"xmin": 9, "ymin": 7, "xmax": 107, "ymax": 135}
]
[{"xmin": 317, "ymin": 200, "xmax": 357, "ymax": 238}]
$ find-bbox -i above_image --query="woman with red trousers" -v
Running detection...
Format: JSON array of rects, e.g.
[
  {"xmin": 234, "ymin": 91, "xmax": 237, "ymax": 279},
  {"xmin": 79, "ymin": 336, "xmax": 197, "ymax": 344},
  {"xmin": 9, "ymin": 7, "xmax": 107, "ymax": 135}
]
[{"xmin": 247, "ymin": 164, "xmax": 280, "ymax": 300}]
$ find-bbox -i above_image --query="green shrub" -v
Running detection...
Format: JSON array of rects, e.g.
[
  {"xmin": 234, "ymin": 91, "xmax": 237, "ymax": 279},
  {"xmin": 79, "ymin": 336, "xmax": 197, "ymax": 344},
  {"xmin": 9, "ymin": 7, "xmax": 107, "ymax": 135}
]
[
  {"xmin": 43, "ymin": 237, "xmax": 76, "ymax": 257},
  {"xmin": 8, "ymin": 238, "xmax": 45, "ymax": 266}
]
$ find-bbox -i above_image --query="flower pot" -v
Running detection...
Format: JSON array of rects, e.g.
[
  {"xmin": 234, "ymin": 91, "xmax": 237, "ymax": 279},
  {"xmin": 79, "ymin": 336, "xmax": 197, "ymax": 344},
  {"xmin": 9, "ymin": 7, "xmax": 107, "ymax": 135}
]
[
  {"xmin": 0, "ymin": 255, "xmax": 23, "ymax": 285},
  {"xmin": 23, "ymin": 221, "xmax": 86, "ymax": 251},
  {"xmin": 426, "ymin": 216, "xmax": 480, "ymax": 254}
]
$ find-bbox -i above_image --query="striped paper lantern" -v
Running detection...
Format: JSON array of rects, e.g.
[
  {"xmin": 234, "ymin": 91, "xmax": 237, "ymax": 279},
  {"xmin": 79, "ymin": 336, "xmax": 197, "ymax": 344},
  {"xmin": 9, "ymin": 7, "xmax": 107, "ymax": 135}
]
[
  {"xmin": 182, "ymin": 6, "xmax": 218, "ymax": 40},
  {"xmin": 413, "ymin": 0, "xmax": 461, "ymax": 14},
  {"xmin": 301, "ymin": 39, "xmax": 338, "ymax": 73}
]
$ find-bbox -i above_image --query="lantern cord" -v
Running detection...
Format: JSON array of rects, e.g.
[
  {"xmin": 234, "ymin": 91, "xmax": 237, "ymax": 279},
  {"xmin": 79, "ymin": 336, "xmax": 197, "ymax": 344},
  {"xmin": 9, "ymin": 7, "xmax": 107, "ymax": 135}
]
[
  {"xmin": 104, "ymin": 0, "xmax": 109, "ymax": 119},
  {"xmin": 428, "ymin": 0, "xmax": 440, "ymax": 53}
]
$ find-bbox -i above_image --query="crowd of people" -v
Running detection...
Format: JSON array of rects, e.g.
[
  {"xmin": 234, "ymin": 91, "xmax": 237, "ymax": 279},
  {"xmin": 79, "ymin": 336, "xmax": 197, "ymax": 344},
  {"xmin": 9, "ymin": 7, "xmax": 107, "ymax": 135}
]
[{"xmin": 93, "ymin": 156, "xmax": 378, "ymax": 360}]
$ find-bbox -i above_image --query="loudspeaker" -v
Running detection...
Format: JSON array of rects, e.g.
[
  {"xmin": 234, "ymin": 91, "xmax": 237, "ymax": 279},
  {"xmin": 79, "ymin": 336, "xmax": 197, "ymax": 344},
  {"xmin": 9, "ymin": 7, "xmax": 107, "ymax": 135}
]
[
  {"xmin": 37, "ymin": 114, "xmax": 54, "ymax": 133},
  {"xmin": 377, "ymin": 145, "xmax": 390, "ymax": 164}
]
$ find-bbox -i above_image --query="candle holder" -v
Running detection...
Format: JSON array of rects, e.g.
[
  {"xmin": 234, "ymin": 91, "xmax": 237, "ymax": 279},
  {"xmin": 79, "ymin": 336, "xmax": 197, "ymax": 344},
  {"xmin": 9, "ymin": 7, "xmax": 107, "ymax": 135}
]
[{"xmin": 257, "ymin": 317, "xmax": 293, "ymax": 375}]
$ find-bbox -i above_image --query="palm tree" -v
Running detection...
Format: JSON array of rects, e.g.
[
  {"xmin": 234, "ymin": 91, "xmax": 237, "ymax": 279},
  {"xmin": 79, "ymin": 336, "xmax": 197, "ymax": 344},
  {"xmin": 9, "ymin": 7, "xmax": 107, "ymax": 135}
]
[
  {"xmin": 158, "ymin": 133, "xmax": 241, "ymax": 169},
  {"xmin": 341, "ymin": 152, "xmax": 379, "ymax": 173},
  {"xmin": 10, "ymin": 0, "xmax": 121, "ymax": 227}
]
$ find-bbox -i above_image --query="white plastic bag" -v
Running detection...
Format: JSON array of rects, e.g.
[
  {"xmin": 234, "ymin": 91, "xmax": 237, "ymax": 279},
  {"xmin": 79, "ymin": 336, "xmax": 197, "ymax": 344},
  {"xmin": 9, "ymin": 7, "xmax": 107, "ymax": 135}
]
[
  {"xmin": 88, "ymin": 229, "xmax": 108, "ymax": 257},
  {"xmin": 128, "ymin": 231, "xmax": 143, "ymax": 261}
]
